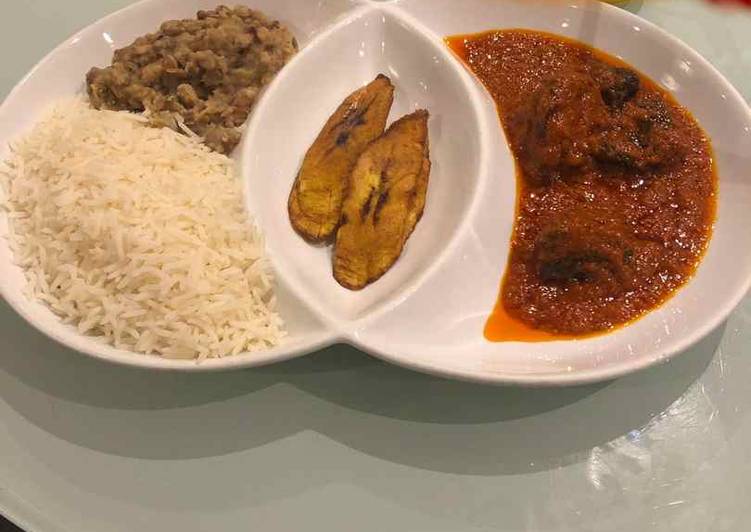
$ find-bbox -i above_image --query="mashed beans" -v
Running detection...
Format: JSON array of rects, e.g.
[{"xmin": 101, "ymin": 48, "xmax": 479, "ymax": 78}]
[{"xmin": 86, "ymin": 5, "xmax": 297, "ymax": 154}]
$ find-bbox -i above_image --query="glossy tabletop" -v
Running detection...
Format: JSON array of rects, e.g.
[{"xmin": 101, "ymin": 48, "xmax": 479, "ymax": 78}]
[{"xmin": 1, "ymin": 1, "xmax": 750, "ymax": 531}]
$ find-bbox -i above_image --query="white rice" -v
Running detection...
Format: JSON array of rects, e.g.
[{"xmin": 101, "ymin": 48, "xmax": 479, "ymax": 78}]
[{"xmin": 0, "ymin": 98, "xmax": 284, "ymax": 359}]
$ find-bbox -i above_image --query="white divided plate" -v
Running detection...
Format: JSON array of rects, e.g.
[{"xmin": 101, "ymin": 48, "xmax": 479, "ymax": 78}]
[{"xmin": 1, "ymin": 0, "xmax": 750, "ymax": 385}]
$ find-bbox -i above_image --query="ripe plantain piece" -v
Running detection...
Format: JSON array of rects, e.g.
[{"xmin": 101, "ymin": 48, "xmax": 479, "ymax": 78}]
[
  {"xmin": 288, "ymin": 75, "xmax": 395, "ymax": 243},
  {"xmin": 333, "ymin": 110, "xmax": 431, "ymax": 290}
]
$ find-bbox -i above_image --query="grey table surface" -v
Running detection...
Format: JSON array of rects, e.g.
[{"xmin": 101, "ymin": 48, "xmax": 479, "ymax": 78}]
[{"xmin": 1, "ymin": 1, "xmax": 750, "ymax": 531}]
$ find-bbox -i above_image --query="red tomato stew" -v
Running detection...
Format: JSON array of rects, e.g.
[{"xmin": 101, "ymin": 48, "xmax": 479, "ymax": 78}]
[{"xmin": 447, "ymin": 30, "xmax": 716, "ymax": 340}]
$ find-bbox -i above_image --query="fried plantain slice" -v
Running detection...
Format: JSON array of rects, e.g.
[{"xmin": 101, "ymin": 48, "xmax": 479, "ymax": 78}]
[
  {"xmin": 288, "ymin": 75, "xmax": 395, "ymax": 243},
  {"xmin": 333, "ymin": 110, "xmax": 431, "ymax": 290}
]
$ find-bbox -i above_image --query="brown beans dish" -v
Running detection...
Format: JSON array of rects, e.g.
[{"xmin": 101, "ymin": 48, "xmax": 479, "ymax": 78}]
[{"xmin": 87, "ymin": 5, "xmax": 297, "ymax": 154}]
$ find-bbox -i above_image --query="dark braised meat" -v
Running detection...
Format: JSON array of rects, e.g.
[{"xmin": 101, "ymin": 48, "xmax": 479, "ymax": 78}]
[
  {"xmin": 510, "ymin": 68, "xmax": 609, "ymax": 186},
  {"xmin": 511, "ymin": 59, "xmax": 683, "ymax": 186},
  {"xmin": 533, "ymin": 227, "xmax": 631, "ymax": 293},
  {"xmin": 595, "ymin": 65, "xmax": 640, "ymax": 110},
  {"xmin": 86, "ymin": 5, "xmax": 297, "ymax": 154}
]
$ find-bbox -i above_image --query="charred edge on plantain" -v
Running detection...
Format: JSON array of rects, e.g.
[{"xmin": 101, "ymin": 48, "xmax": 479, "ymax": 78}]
[
  {"xmin": 335, "ymin": 131, "xmax": 350, "ymax": 146},
  {"xmin": 361, "ymin": 188, "xmax": 375, "ymax": 222},
  {"xmin": 373, "ymin": 190, "xmax": 390, "ymax": 225},
  {"xmin": 332, "ymin": 102, "xmax": 373, "ymax": 149}
]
